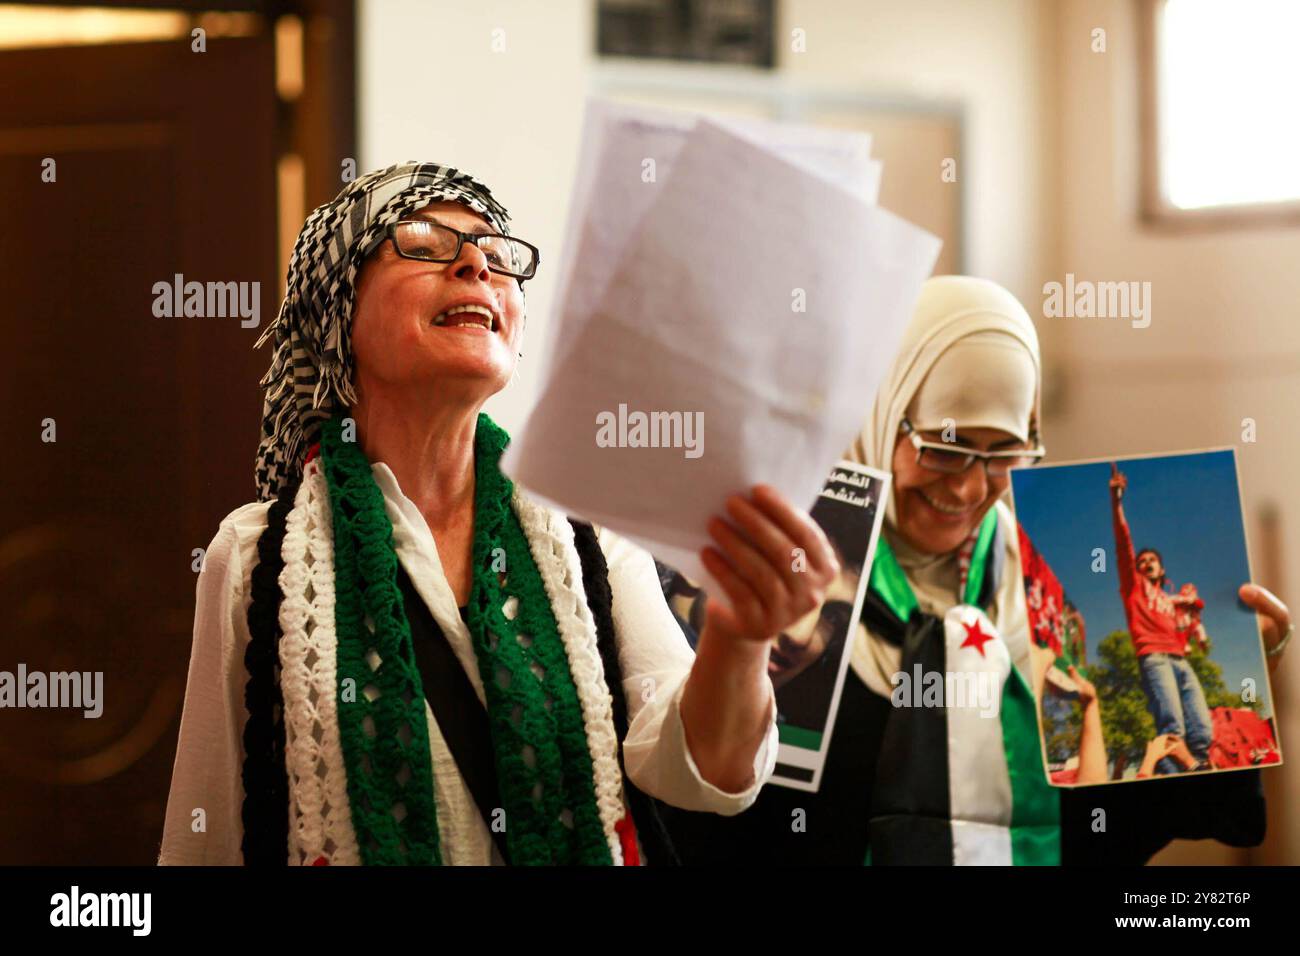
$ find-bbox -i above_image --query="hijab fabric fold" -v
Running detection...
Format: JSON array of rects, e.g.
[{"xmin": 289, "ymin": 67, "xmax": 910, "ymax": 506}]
[{"xmin": 847, "ymin": 274, "xmax": 1041, "ymax": 528}]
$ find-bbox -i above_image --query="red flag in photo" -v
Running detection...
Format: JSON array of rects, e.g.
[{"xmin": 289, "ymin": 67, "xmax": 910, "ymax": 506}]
[
  {"xmin": 1018, "ymin": 524, "xmax": 1066, "ymax": 657},
  {"xmin": 1210, "ymin": 707, "xmax": 1281, "ymax": 769}
]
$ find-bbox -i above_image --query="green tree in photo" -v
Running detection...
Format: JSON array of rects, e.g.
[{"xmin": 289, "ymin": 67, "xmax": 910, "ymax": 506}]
[
  {"xmin": 1037, "ymin": 628, "xmax": 1252, "ymax": 777},
  {"xmin": 1084, "ymin": 630, "xmax": 1254, "ymax": 778},
  {"xmin": 1088, "ymin": 631, "xmax": 1154, "ymax": 779},
  {"xmin": 1043, "ymin": 692, "xmax": 1082, "ymax": 764}
]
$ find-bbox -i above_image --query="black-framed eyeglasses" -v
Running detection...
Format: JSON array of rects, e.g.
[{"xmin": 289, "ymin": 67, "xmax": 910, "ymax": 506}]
[
  {"xmin": 900, "ymin": 418, "xmax": 1045, "ymax": 477},
  {"xmin": 383, "ymin": 220, "xmax": 540, "ymax": 282}
]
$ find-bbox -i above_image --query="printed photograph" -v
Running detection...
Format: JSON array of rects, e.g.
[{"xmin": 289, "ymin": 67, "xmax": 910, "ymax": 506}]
[
  {"xmin": 658, "ymin": 460, "xmax": 887, "ymax": 789},
  {"xmin": 1011, "ymin": 450, "xmax": 1282, "ymax": 787}
]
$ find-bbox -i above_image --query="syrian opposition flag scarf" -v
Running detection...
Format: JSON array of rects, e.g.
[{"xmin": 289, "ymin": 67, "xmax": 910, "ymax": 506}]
[
  {"xmin": 865, "ymin": 509, "xmax": 1060, "ymax": 865},
  {"xmin": 241, "ymin": 414, "xmax": 656, "ymax": 865}
]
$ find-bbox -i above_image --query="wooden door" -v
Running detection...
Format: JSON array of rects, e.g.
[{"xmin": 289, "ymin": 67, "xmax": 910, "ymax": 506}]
[{"xmin": 0, "ymin": 33, "xmax": 276, "ymax": 864}]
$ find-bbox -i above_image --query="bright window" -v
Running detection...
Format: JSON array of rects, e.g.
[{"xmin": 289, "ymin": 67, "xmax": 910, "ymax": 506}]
[{"xmin": 1153, "ymin": 0, "xmax": 1300, "ymax": 212}]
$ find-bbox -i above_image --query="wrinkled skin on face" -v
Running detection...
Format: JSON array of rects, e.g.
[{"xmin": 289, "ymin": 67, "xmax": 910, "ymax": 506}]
[{"xmin": 350, "ymin": 200, "xmax": 526, "ymax": 405}]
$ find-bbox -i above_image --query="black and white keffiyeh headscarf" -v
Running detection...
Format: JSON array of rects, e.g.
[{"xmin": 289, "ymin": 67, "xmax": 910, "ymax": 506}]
[{"xmin": 253, "ymin": 161, "xmax": 512, "ymax": 500}]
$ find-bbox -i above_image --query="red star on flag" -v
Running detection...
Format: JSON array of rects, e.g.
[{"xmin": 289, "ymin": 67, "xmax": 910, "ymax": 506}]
[{"xmin": 960, "ymin": 618, "xmax": 996, "ymax": 657}]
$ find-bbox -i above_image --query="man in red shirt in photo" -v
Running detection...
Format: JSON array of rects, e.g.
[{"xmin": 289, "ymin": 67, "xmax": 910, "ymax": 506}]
[{"xmin": 1110, "ymin": 462, "xmax": 1214, "ymax": 775}]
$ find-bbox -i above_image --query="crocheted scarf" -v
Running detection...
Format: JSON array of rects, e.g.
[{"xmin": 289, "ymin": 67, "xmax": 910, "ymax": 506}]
[
  {"xmin": 316, "ymin": 413, "xmax": 612, "ymax": 865},
  {"xmin": 241, "ymin": 412, "xmax": 642, "ymax": 864}
]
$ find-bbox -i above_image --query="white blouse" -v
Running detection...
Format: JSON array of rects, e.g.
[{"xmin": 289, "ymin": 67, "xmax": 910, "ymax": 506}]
[{"xmin": 159, "ymin": 462, "xmax": 778, "ymax": 865}]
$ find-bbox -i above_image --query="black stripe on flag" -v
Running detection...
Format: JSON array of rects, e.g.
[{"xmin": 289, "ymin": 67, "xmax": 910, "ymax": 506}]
[{"xmin": 869, "ymin": 613, "xmax": 953, "ymax": 865}]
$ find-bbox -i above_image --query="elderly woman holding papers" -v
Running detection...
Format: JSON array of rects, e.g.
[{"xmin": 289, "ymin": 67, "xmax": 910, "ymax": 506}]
[{"xmin": 159, "ymin": 162, "xmax": 839, "ymax": 866}]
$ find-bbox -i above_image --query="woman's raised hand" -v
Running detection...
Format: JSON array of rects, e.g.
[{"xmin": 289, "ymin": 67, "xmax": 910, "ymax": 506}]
[{"xmin": 699, "ymin": 484, "xmax": 840, "ymax": 645}]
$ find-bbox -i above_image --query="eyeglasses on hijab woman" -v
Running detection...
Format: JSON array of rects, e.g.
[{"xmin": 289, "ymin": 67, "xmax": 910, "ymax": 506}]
[{"xmin": 158, "ymin": 161, "xmax": 841, "ymax": 866}]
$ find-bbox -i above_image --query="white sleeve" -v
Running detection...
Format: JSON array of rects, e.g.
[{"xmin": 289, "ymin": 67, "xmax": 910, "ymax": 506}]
[
  {"xmin": 600, "ymin": 528, "xmax": 778, "ymax": 816},
  {"xmin": 158, "ymin": 518, "xmax": 251, "ymax": 865}
]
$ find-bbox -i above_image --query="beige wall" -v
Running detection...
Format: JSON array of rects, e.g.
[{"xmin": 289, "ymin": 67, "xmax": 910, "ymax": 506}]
[{"xmin": 780, "ymin": 0, "xmax": 1060, "ymax": 312}]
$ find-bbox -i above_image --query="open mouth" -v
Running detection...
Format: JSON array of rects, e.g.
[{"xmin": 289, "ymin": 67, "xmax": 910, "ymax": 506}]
[
  {"xmin": 916, "ymin": 488, "xmax": 973, "ymax": 518},
  {"xmin": 432, "ymin": 303, "xmax": 498, "ymax": 332}
]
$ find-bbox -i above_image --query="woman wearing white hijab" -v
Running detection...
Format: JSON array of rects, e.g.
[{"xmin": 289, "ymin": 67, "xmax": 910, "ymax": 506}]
[
  {"xmin": 660, "ymin": 275, "xmax": 1290, "ymax": 865},
  {"xmin": 837, "ymin": 275, "xmax": 1063, "ymax": 865}
]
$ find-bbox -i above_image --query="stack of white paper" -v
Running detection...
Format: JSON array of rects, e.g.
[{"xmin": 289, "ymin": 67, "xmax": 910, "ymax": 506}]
[{"xmin": 503, "ymin": 100, "xmax": 941, "ymax": 589}]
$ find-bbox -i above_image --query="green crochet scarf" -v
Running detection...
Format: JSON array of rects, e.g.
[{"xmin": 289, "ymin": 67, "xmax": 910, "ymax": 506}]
[{"xmin": 319, "ymin": 414, "xmax": 613, "ymax": 865}]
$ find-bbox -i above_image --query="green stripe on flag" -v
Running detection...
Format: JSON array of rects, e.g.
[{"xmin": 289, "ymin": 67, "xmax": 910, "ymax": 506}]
[
  {"xmin": 868, "ymin": 536, "xmax": 918, "ymax": 623},
  {"xmin": 777, "ymin": 723, "xmax": 824, "ymax": 750},
  {"xmin": 962, "ymin": 509, "xmax": 999, "ymax": 606},
  {"xmin": 1001, "ymin": 664, "xmax": 1061, "ymax": 865}
]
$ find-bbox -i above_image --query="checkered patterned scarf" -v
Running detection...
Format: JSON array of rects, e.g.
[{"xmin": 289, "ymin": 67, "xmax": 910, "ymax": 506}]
[{"xmin": 253, "ymin": 161, "xmax": 513, "ymax": 501}]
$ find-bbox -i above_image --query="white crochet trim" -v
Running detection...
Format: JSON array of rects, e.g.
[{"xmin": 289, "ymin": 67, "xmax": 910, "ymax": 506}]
[
  {"xmin": 273, "ymin": 461, "xmax": 628, "ymax": 866},
  {"xmin": 512, "ymin": 488, "xmax": 629, "ymax": 865},
  {"xmin": 278, "ymin": 459, "xmax": 361, "ymax": 865}
]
